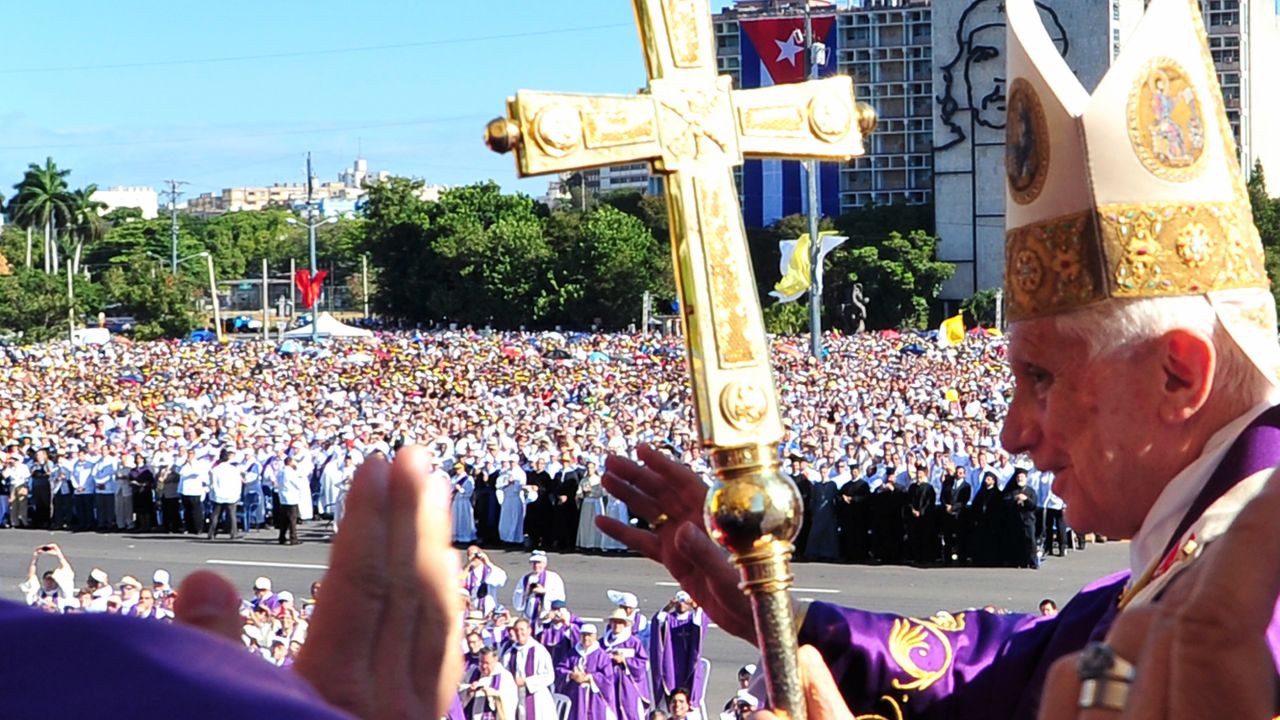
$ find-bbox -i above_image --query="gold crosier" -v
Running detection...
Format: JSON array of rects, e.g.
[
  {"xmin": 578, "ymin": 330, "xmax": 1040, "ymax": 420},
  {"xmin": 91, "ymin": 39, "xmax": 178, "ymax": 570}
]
[{"xmin": 485, "ymin": 2, "xmax": 873, "ymax": 717}]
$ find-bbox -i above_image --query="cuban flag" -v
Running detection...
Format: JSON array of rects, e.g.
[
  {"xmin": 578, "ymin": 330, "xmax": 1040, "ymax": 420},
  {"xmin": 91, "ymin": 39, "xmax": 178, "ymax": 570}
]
[{"xmin": 738, "ymin": 16, "xmax": 841, "ymax": 229}]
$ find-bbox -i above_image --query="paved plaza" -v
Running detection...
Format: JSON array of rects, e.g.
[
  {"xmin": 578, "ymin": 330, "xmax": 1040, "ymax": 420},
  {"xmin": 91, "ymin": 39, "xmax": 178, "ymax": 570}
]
[{"xmin": 0, "ymin": 522, "xmax": 1129, "ymax": 708}]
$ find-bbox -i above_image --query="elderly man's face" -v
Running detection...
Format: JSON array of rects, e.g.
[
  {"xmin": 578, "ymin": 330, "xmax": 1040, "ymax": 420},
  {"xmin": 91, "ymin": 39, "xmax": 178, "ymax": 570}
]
[{"xmin": 1001, "ymin": 318, "xmax": 1164, "ymax": 538}]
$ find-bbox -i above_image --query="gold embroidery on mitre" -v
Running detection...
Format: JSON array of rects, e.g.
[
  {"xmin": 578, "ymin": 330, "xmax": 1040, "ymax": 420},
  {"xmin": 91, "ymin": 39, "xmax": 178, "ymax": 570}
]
[
  {"xmin": 1004, "ymin": 212, "xmax": 1106, "ymax": 321},
  {"xmin": 886, "ymin": 612, "xmax": 967, "ymax": 693},
  {"xmin": 1099, "ymin": 201, "xmax": 1267, "ymax": 297},
  {"xmin": 1006, "ymin": 78, "xmax": 1050, "ymax": 206},
  {"xmin": 1127, "ymin": 58, "xmax": 1208, "ymax": 182}
]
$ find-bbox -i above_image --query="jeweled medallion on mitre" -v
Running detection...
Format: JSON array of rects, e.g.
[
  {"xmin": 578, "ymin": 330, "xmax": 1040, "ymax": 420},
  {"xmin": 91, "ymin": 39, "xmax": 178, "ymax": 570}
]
[
  {"xmin": 1005, "ymin": 77, "xmax": 1050, "ymax": 206},
  {"xmin": 1127, "ymin": 58, "xmax": 1207, "ymax": 181}
]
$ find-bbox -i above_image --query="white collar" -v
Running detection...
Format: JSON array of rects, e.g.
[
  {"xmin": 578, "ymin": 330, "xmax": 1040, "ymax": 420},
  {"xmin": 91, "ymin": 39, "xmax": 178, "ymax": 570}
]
[{"xmin": 1129, "ymin": 395, "xmax": 1280, "ymax": 575}]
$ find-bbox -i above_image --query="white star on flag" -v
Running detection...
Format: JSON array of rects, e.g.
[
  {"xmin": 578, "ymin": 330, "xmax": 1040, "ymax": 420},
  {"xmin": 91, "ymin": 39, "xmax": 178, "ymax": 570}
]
[{"xmin": 774, "ymin": 34, "xmax": 804, "ymax": 66}]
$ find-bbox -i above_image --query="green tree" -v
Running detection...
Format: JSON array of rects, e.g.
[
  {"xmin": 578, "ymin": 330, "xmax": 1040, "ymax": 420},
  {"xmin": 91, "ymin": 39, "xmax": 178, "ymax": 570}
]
[
  {"xmin": 99, "ymin": 257, "xmax": 196, "ymax": 339},
  {"xmin": 763, "ymin": 300, "xmax": 810, "ymax": 335},
  {"xmin": 102, "ymin": 207, "xmax": 144, "ymax": 225},
  {"xmin": 1248, "ymin": 161, "xmax": 1280, "ymax": 309},
  {"xmin": 0, "ymin": 268, "xmax": 101, "ymax": 342},
  {"xmin": 829, "ymin": 229, "xmax": 954, "ymax": 329},
  {"xmin": 362, "ymin": 177, "xmax": 439, "ymax": 321},
  {"xmin": 9, "ymin": 157, "xmax": 73, "ymax": 273},
  {"xmin": 566, "ymin": 204, "xmax": 673, "ymax": 328},
  {"xmin": 960, "ymin": 288, "xmax": 1000, "ymax": 327},
  {"xmin": 68, "ymin": 185, "xmax": 106, "ymax": 276}
]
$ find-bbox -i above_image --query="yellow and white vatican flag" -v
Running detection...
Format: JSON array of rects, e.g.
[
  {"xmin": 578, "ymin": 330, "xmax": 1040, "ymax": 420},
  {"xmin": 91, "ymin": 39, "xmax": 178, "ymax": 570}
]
[
  {"xmin": 770, "ymin": 231, "xmax": 847, "ymax": 303},
  {"xmin": 939, "ymin": 312, "xmax": 965, "ymax": 347}
]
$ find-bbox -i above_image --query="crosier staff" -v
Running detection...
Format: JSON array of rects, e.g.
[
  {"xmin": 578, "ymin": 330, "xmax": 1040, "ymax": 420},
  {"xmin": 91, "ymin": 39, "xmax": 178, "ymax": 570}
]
[{"xmin": 483, "ymin": 1, "xmax": 873, "ymax": 716}]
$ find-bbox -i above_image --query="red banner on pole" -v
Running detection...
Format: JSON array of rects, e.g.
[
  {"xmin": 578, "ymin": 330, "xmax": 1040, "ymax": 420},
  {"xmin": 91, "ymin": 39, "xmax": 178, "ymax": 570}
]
[{"xmin": 294, "ymin": 269, "xmax": 329, "ymax": 310}]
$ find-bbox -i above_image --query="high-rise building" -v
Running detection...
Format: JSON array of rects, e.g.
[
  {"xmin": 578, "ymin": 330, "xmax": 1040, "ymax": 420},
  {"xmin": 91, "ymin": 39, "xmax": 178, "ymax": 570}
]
[
  {"xmin": 1200, "ymin": 0, "xmax": 1280, "ymax": 180},
  {"xmin": 714, "ymin": 0, "xmax": 934, "ymax": 227},
  {"xmin": 932, "ymin": 0, "xmax": 1145, "ymax": 300}
]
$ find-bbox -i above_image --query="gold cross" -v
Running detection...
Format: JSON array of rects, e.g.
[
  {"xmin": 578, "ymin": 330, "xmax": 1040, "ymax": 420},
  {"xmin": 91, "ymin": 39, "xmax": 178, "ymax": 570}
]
[
  {"xmin": 486, "ymin": 0, "xmax": 873, "ymax": 450},
  {"xmin": 487, "ymin": 7, "xmax": 871, "ymax": 717}
]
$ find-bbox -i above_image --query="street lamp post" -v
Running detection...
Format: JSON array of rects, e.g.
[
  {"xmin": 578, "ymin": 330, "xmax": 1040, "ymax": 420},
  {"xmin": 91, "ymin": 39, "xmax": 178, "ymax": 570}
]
[
  {"xmin": 285, "ymin": 152, "xmax": 337, "ymax": 342},
  {"xmin": 178, "ymin": 251, "xmax": 222, "ymax": 343}
]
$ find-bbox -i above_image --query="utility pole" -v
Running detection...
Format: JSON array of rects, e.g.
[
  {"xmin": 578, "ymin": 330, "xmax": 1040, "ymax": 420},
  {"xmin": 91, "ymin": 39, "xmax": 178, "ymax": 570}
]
[
  {"xmin": 205, "ymin": 253, "xmax": 223, "ymax": 343},
  {"xmin": 66, "ymin": 259, "xmax": 74, "ymax": 344},
  {"xmin": 804, "ymin": 4, "xmax": 824, "ymax": 360},
  {"xmin": 361, "ymin": 253, "xmax": 370, "ymax": 320},
  {"xmin": 307, "ymin": 152, "xmax": 319, "ymax": 343},
  {"xmin": 995, "ymin": 288, "xmax": 1005, "ymax": 332},
  {"xmin": 164, "ymin": 180, "xmax": 188, "ymax": 274},
  {"xmin": 289, "ymin": 257, "xmax": 296, "ymax": 316},
  {"xmin": 641, "ymin": 290, "xmax": 651, "ymax": 336},
  {"xmin": 262, "ymin": 258, "xmax": 269, "ymax": 341}
]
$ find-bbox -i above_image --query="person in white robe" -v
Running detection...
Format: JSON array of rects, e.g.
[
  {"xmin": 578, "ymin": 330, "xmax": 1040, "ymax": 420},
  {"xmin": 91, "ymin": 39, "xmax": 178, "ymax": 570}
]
[
  {"xmin": 497, "ymin": 457, "xmax": 527, "ymax": 545},
  {"xmin": 500, "ymin": 619, "xmax": 557, "ymax": 720},
  {"xmin": 461, "ymin": 647, "xmax": 517, "ymax": 720},
  {"xmin": 452, "ymin": 467, "xmax": 478, "ymax": 544},
  {"xmin": 576, "ymin": 461, "xmax": 606, "ymax": 550}
]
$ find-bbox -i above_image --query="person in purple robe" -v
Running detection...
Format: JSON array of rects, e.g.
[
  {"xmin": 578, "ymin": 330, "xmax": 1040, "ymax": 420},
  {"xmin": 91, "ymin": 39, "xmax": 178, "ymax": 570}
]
[
  {"xmin": 556, "ymin": 623, "xmax": 618, "ymax": 720},
  {"xmin": 649, "ymin": 591, "xmax": 707, "ymax": 711},
  {"xmin": 602, "ymin": 609, "xmax": 651, "ymax": 720},
  {"xmin": 594, "ymin": 1, "xmax": 1280, "ymax": 716},
  {"xmin": 538, "ymin": 599, "xmax": 581, "ymax": 669}
]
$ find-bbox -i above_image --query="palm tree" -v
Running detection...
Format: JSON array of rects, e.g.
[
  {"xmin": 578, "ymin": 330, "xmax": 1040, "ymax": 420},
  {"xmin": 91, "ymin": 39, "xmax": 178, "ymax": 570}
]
[
  {"xmin": 68, "ymin": 185, "xmax": 106, "ymax": 276},
  {"xmin": 10, "ymin": 157, "xmax": 73, "ymax": 273}
]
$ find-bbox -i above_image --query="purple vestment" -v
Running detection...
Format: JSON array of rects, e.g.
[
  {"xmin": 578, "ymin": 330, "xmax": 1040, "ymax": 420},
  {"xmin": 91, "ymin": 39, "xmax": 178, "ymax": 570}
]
[
  {"xmin": 0, "ymin": 601, "xmax": 350, "ymax": 718},
  {"xmin": 603, "ymin": 634, "xmax": 650, "ymax": 720},
  {"xmin": 650, "ymin": 608, "xmax": 707, "ymax": 705},
  {"xmin": 800, "ymin": 404, "xmax": 1280, "ymax": 719},
  {"xmin": 557, "ymin": 644, "xmax": 617, "ymax": 720},
  {"xmin": 541, "ymin": 619, "xmax": 581, "ymax": 674}
]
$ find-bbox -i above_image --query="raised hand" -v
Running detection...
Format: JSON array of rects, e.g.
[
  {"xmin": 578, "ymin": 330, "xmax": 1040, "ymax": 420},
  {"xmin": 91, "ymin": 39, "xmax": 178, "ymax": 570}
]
[
  {"xmin": 1039, "ymin": 472, "xmax": 1280, "ymax": 720},
  {"xmin": 596, "ymin": 444, "xmax": 754, "ymax": 641},
  {"xmin": 294, "ymin": 447, "xmax": 464, "ymax": 720}
]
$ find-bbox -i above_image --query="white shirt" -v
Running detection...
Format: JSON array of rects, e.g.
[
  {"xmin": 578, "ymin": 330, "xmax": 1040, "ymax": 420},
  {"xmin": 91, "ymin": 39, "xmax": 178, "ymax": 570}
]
[
  {"xmin": 209, "ymin": 462, "xmax": 244, "ymax": 505},
  {"xmin": 278, "ymin": 465, "xmax": 309, "ymax": 506},
  {"xmin": 177, "ymin": 459, "xmax": 209, "ymax": 497}
]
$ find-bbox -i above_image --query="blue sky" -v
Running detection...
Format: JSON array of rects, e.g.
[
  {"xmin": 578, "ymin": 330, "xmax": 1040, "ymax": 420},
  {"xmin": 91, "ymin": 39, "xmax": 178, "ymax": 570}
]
[{"xmin": 0, "ymin": 1, "xmax": 660, "ymax": 199}]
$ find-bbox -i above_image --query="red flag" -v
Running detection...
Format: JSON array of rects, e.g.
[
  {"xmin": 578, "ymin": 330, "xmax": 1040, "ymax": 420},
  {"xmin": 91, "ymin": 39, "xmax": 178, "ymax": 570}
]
[{"xmin": 294, "ymin": 270, "xmax": 329, "ymax": 310}]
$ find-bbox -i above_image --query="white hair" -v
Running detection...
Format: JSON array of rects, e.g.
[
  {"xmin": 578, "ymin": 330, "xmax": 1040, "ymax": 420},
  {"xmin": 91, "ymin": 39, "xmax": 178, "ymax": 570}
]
[{"xmin": 1049, "ymin": 295, "xmax": 1272, "ymax": 408}]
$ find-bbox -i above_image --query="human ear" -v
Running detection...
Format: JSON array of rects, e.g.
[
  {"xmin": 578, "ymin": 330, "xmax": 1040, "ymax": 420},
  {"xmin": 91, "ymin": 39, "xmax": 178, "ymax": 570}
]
[{"xmin": 1157, "ymin": 329, "xmax": 1215, "ymax": 423}]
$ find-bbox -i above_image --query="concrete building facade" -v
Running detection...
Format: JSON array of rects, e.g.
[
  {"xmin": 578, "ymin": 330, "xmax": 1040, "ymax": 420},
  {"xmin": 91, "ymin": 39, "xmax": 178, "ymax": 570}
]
[{"xmin": 92, "ymin": 186, "xmax": 160, "ymax": 220}]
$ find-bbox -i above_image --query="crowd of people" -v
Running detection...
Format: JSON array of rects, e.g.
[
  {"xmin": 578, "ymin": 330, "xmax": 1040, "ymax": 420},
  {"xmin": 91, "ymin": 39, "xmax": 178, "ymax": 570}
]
[
  {"xmin": 16, "ymin": 542, "xmax": 316, "ymax": 666},
  {"xmin": 0, "ymin": 330, "xmax": 1086, "ymax": 567},
  {"xmin": 14, "ymin": 536, "xmax": 751, "ymax": 720},
  {"xmin": 454, "ymin": 547, "xmax": 739, "ymax": 720}
]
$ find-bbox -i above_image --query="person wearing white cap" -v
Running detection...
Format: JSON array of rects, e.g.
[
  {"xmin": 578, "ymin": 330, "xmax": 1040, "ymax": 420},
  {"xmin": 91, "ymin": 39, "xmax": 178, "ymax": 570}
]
[
  {"xmin": 500, "ymin": 618, "xmax": 556, "ymax": 720},
  {"xmin": 601, "ymin": 609, "xmax": 650, "ymax": 720},
  {"xmin": 151, "ymin": 569, "xmax": 173, "ymax": 599},
  {"xmin": 84, "ymin": 568, "xmax": 112, "ymax": 613},
  {"xmin": 650, "ymin": 591, "xmax": 706, "ymax": 712},
  {"xmin": 604, "ymin": 590, "xmax": 649, "ymax": 645},
  {"xmin": 208, "ymin": 449, "xmax": 244, "ymax": 541},
  {"xmin": 557, "ymin": 623, "xmax": 614, "ymax": 720},
  {"xmin": 511, "ymin": 552, "xmax": 565, "ymax": 621}
]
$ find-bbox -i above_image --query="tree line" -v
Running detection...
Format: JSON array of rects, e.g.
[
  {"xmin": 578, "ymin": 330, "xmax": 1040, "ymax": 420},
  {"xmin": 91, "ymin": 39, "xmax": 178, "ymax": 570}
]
[{"xmin": 0, "ymin": 156, "xmax": 974, "ymax": 342}]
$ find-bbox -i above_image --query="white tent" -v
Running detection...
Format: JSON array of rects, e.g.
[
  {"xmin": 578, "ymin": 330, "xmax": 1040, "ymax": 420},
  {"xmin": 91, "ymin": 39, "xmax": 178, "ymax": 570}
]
[{"xmin": 283, "ymin": 312, "xmax": 373, "ymax": 339}]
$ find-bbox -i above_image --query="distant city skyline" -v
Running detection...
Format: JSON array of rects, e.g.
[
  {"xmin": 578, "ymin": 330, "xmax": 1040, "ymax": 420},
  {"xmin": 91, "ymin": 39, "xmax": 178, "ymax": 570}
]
[{"xmin": 0, "ymin": 0, "xmax": 648, "ymax": 198}]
